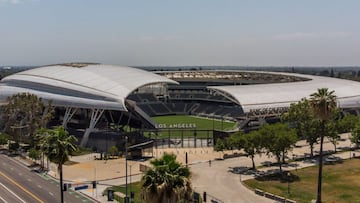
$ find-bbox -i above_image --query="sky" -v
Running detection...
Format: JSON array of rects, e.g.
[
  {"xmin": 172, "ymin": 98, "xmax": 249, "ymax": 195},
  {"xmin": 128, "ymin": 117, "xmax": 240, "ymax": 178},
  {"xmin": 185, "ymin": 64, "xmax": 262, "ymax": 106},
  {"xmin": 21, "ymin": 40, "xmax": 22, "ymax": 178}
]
[{"xmin": 0, "ymin": 0, "xmax": 360, "ymax": 66}]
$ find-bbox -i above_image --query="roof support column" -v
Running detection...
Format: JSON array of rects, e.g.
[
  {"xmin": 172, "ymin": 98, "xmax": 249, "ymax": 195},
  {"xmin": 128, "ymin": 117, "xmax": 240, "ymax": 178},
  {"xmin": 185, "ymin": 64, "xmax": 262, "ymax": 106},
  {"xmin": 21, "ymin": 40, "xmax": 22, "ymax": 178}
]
[
  {"xmin": 80, "ymin": 109, "xmax": 104, "ymax": 147},
  {"xmin": 62, "ymin": 107, "xmax": 78, "ymax": 129}
]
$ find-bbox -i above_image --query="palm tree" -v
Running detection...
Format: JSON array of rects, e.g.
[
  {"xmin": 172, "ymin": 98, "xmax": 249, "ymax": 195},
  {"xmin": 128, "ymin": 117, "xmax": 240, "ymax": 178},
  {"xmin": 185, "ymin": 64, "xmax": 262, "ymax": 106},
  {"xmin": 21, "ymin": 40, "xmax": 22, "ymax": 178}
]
[
  {"xmin": 40, "ymin": 126, "xmax": 77, "ymax": 203},
  {"xmin": 309, "ymin": 88, "xmax": 337, "ymax": 203},
  {"xmin": 141, "ymin": 153, "xmax": 192, "ymax": 203},
  {"xmin": 34, "ymin": 128, "xmax": 50, "ymax": 170}
]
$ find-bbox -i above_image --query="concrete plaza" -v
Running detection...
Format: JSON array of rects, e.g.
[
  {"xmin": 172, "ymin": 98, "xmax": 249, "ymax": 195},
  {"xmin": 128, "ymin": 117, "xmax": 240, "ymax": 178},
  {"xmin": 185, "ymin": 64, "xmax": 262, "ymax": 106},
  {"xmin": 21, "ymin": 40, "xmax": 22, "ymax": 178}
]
[{"xmin": 45, "ymin": 133, "xmax": 356, "ymax": 203}]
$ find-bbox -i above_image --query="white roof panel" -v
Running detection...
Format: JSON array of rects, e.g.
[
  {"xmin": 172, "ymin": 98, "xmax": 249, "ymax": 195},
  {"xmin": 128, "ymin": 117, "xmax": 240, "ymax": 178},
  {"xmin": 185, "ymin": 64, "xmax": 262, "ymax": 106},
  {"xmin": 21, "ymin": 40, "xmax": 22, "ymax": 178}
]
[
  {"xmin": 0, "ymin": 64, "xmax": 178, "ymax": 111},
  {"xmin": 208, "ymin": 71, "xmax": 360, "ymax": 112}
]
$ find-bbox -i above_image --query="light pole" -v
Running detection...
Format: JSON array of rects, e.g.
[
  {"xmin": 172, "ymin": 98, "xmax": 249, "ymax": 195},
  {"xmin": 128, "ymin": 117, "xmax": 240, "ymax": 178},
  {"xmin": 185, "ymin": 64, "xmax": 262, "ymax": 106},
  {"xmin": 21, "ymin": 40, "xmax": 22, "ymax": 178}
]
[
  {"xmin": 125, "ymin": 135, "xmax": 128, "ymax": 202},
  {"xmin": 212, "ymin": 115, "xmax": 215, "ymax": 131},
  {"xmin": 155, "ymin": 133, "xmax": 158, "ymax": 158},
  {"xmin": 94, "ymin": 165, "xmax": 97, "ymax": 198},
  {"xmin": 129, "ymin": 163, "xmax": 132, "ymax": 200},
  {"xmin": 221, "ymin": 116, "xmax": 224, "ymax": 130},
  {"xmin": 349, "ymin": 134, "xmax": 352, "ymax": 159},
  {"xmin": 287, "ymin": 172, "xmax": 291, "ymax": 195}
]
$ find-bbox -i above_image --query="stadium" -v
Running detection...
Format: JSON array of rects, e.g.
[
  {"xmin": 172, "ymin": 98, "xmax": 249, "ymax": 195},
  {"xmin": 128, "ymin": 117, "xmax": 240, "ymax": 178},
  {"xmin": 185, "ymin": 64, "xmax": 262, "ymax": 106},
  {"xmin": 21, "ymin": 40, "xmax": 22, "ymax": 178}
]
[{"xmin": 1, "ymin": 63, "xmax": 360, "ymax": 156}]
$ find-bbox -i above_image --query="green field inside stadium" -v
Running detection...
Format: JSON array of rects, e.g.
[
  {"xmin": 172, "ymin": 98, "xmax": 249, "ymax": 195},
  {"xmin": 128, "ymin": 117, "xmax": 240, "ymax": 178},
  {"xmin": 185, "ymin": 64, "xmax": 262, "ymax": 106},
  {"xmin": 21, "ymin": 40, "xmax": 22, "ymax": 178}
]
[{"xmin": 149, "ymin": 115, "xmax": 237, "ymax": 138}]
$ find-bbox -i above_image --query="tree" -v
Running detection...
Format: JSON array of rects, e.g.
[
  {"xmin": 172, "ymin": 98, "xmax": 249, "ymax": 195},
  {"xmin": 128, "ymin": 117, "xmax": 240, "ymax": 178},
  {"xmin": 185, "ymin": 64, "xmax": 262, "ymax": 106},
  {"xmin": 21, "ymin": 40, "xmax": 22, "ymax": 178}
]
[
  {"xmin": 29, "ymin": 148, "xmax": 41, "ymax": 162},
  {"xmin": 34, "ymin": 128, "xmax": 51, "ymax": 169},
  {"xmin": 336, "ymin": 113, "xmax": 359, "ymax": 133},
  {"xmin": 240, "ymin": 131, "xmax": 262, "ymax": 169},
  {"xmin": 326, "ymin": 121, "xmax": 340, "ymax": 152},
  {"xmin": 141, "ymin": 153, "xmax": 192, "ymax": 203},
  {"xmin": 259, "ymin": 123, "xmax": 297, "ymax": 173},
  {"xmin": 282, "ymin": 98, "xmax": 320, "ymax": 158},
  {"xmin": 214, "ymin": 138, "xmax": 228, "ymax": 154},
  {"xmin": 310, "ymin": 88, "xmax": 337, "ymax": 203},
  {"xmin": 39, "ymin": 126, "xmax": 77, "ymax": 203},
  {"xmin": 226, "ymin": 132, "xmax": 243, "ymax": 151},
  {"xmin": 109, "ymin": 146, "xmax": 119, "ymax": 157},
  {"xmin": 226, "ymin": 131, "xmax": 262, "ymax": 169},
  {"xmin": 1, "ymin": 93, "xmax": 53, "ymax": 146},
  {"xmin": 351, "ymin": 122, "xmax": 360, "ymax": 148},
  {"xmin": 0, "ymin": 133, "xmax": 10, "ymax": 145},
  {"xmin": 305, "ymin": 120, "xmax": 322, "ymax": 158}
]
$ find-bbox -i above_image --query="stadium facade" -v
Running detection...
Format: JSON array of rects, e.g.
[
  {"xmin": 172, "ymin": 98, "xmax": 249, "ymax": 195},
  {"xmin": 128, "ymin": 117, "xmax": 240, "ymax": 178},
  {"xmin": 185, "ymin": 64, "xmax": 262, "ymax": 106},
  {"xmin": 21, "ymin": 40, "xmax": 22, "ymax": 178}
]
[
  {"xmin": 2, "ymin": 64, "xmax": 360, "ymax": 150},
  {"xmin": 0, "ymin": 63, "xmax": 178, "ymax": 147}
]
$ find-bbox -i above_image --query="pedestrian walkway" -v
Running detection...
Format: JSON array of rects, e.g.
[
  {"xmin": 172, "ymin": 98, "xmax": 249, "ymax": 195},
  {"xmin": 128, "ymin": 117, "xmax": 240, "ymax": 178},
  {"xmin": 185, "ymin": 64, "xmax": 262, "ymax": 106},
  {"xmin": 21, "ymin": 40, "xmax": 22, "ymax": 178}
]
[{"xmin": 31, "ymin": 133, "xmax": 357, "ymax": 202}]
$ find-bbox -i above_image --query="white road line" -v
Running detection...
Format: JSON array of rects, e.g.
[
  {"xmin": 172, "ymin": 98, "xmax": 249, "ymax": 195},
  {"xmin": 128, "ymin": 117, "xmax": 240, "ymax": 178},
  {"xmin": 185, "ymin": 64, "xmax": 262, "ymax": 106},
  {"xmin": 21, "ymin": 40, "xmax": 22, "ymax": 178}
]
[
  {"xmin": 49, "ymin": 192, "xmax": 54, "ymax": 196},
  {"xmin": 0, "ymin": 182, "xmax": 26, "ymax": 203},
  {"xmin": 5, "ymin": 156, "xmax": 32, "ymax": 171},
  {"xmin": 10, "ymin": 168, "xmax": 13, "ymax": 171},
  {"xmin": 0, "ymin": 194, "xmax": 8, "ymax": 203},
  {"xmin": 18, "ymin": 173, "xmax": 22, "ymax": 176},
  {"xmin": 37, "ymin": 185, "xmax": 42, "ymax": 188},
  {"xmin": 27, "ymin": 179, "xmax": 31, "ymax": 182}
]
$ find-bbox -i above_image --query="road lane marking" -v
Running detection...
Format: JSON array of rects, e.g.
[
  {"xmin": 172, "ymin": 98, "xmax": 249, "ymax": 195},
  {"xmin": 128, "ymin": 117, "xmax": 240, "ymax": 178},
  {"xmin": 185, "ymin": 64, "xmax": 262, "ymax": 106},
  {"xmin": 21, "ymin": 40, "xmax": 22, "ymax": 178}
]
[
  {"xmin": 0, "ymin": 194, "xmax": 8, "ymax": 203},
  {"xmin": 37, "ymin": 185, "xmax": 42, "ymax": 188},
  {"xmin": 49, "ymin": 192, "xmax": 53, "ymax": 196},
  {"xmin": 6, "ymin": 157, "xmax": 32, "ymax": 171},
  {"xmin": 27, "ymin": 179, "xmax": 31, "ymax": 182},
  {"xmin": 0, "ymin": 171, "xmax": 44, "ymax": 203},
  {"xmin": 0, "ymin": 182, "xmax": 26, "ymax": 203}
]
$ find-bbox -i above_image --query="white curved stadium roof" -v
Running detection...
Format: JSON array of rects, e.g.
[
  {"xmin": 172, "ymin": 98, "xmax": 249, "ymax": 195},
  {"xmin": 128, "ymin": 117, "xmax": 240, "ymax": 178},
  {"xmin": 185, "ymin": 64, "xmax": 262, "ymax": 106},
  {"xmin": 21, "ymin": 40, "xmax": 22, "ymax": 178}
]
[
  {"xmin": 0, "ymin": 64, "xmax": 178, "ymax": 111},
  {"xmin": 208, "ymin": 71, "xmax": 360, "ymax": 113}
]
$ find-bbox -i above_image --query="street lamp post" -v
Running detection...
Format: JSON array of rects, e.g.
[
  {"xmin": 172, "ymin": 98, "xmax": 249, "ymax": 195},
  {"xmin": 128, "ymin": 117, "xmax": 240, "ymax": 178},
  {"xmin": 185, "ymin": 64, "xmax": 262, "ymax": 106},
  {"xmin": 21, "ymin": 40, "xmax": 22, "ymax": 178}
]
[
  {"xmin": 349, "ymin": 134, "xmax": 352, "ymax": 159},
  {"xmin": 129, "ymin": 164, "xmax": 132, "ymax": 200},
  {"xmin": 212, "ymin": 115, "xmax": 215, "ymax": 131},
  {"xmin": 221, "ymin": 116, "xmax": 224, "ymax": 130},
  {"xmin": 125, "ymin": 135, "xmax": 128, "ymax": 203},
  {"xmin": 94, "ymin": 165, "xmax": 97, "ymax": 198},
  {"xmin": 155, "ymin": 133, "xmax": 158, "ymax": 158},
  {"xmin": 287, "ymin": 172, "xmax": 291, "ymax": 195}
]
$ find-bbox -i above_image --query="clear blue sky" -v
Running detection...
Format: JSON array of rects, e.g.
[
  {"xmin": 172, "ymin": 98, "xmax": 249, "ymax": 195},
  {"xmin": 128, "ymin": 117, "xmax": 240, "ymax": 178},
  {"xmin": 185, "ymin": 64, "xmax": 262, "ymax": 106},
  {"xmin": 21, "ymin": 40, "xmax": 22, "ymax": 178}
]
[{"xmin": 1, "ymin": 0, "xmax": 359, "ymax": 66}]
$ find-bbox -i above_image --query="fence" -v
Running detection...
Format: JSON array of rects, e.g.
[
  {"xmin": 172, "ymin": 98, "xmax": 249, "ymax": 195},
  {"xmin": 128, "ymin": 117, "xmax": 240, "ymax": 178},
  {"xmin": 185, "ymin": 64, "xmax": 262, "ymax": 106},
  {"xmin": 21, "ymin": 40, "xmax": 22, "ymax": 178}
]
[{"xmin": 145, "ymin": 129, "xmax": 214, "ymax": 148}]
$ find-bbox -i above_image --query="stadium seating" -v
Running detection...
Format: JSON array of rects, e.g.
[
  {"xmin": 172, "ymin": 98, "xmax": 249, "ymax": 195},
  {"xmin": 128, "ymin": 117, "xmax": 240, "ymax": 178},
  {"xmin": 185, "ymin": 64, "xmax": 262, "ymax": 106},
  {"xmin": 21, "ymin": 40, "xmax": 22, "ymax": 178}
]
[{"xmin": 127, "ymin": 91, "xmax": 244, "ymax": 119}]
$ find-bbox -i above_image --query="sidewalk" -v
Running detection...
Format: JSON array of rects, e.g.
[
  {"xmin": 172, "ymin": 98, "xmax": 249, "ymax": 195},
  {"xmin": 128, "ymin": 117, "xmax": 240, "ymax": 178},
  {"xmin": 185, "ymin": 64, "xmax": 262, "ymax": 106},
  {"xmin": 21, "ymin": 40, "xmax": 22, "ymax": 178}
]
[{"xmin": 15, "ymin": 133, "xmax": 356, "ymax": 203}]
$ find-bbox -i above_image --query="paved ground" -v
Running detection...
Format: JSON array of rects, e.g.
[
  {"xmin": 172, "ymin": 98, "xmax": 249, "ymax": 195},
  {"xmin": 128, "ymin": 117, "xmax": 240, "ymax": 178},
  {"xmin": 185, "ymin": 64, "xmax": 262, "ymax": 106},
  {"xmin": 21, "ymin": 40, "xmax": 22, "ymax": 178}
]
[{"xmin": 42, "ymin": 133, "xmax": 356, "ymax": 203}]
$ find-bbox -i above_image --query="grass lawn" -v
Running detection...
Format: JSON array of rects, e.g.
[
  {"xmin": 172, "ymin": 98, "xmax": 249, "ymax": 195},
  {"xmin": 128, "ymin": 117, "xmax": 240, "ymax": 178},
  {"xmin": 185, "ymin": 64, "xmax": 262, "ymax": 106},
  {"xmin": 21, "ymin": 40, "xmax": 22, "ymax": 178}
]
[
  {"xmin": 244, "ymin": 158, "xmax": 360, "ymax": 203},
  {"xmin": 104, "ymin": 181, "xmax": 201, "ymax": 203},
  {"xmin": 151, "ymin": 115, "xmax": 236, "ymax": 138},
  {"xmin": 104, "ymin": 182, "xmax": 142, "ymax": 203}
]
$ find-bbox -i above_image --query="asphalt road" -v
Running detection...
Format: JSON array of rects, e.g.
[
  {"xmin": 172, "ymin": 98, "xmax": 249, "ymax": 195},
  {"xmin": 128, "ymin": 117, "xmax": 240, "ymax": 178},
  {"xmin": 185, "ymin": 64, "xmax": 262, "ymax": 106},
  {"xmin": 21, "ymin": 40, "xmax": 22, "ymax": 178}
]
[
  {"xmin": 0, "ymin": 153, "xmax": 93, "ymax": 203},
  {"xmin": 0, "ymin": 174, "xmax": 31, "ymax": 203}
]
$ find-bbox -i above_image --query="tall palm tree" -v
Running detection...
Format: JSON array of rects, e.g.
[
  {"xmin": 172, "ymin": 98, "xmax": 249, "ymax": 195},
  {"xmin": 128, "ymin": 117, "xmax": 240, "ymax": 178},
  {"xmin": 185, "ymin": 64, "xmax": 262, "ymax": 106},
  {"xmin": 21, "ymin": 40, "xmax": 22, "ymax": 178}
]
[
  {"xmin": 142, "ymin": 153, "xmax": 192, "ymax": 203},
  {"xmin": 40, "ymin": 126, "xmax": 77, "ymax": 203},
  {"xmin": 310, "ymin": 88, "xmax": 337, "ymax": 203},
  {"xmin": 34, "ymin": 128, "xmax": 50, "ymax": 170}
]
